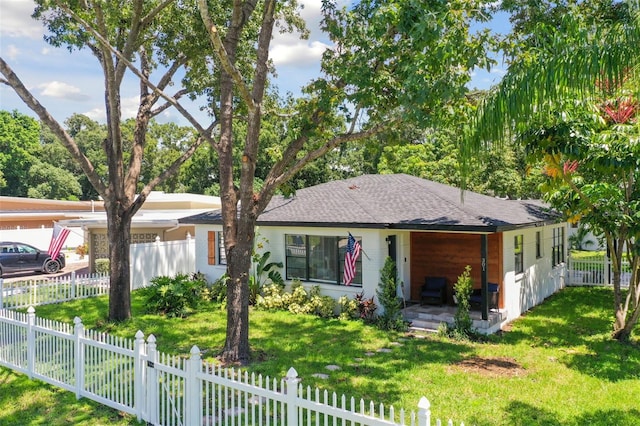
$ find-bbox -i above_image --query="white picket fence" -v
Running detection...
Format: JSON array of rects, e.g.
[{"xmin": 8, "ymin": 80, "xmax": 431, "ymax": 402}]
[
  {"xmin": 0, "ymin": 271, "xmax": 109, "ymax": 310},
  {"xmin": 0, "ymin": 307, "xmax": 462, "ymax": 426},
  {"xmin": 567, "ymin": 255, "xmax": 632, "ymax": 287},
  {"xmin": 130, "ymin": 235, "xmax": 196, "ymax": 290}
]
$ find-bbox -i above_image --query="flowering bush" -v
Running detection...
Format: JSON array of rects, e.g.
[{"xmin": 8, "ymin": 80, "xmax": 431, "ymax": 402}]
[
  {"xmin": 256, "ymin": 280, "xmax": 336, "ymax": 318},
  {"xmin": 338, "ymin": 295, "xmax": 359, "ymax": 320}
]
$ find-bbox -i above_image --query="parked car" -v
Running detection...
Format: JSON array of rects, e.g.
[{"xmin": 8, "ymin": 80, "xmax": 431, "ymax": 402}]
[{"xmin": 0, "ymin": 242, "xmax": 66, "ymax": 277}]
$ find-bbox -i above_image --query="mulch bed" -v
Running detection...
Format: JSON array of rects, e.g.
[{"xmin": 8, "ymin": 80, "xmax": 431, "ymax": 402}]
[{"xmin": 450, "ymin": 356, "xmax": 526, "ymax": 378}]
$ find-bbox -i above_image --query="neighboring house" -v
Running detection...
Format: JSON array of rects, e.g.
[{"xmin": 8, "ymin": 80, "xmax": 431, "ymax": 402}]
[
  {"xmin": 1, "ymin": 193, "xmax": 220, "ymax": 275},
  {"xmin": 0, "ymin": 196, "xmax": 99, "ymax": 249},
  {"xmin": 180, "ymin": 174, "xmax": 568, "ymax": 330}
]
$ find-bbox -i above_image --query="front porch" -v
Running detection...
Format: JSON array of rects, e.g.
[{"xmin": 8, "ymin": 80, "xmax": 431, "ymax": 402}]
[{"xmin": 402, "ymin": 303, "xmax": 507, "ymax": 335}]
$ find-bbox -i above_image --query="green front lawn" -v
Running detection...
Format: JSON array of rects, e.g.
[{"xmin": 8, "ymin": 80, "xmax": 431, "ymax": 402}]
[
  {"xmin": 0, "ymin": 368, "xmax": 142, "ymax": 425},
  {"xmin": 2, "ymin": 286, "xmax": 640, "ymax": 425}
]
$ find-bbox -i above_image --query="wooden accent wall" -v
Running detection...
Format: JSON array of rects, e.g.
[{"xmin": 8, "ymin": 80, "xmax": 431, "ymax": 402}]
[{"xmin": 410, "ymin": 232, "xmax": 503, "ymax": 306}]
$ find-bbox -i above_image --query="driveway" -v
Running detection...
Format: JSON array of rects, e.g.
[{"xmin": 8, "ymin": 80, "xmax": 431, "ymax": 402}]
[{"xmin": 1, "ymin": 260, "xmax": 90, "ymax": 284}]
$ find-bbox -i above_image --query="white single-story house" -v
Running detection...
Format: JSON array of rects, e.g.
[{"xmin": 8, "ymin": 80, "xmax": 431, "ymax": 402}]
[{"xmin": 180, "ymin": 174, "xmax": 568, "ymax": 331}]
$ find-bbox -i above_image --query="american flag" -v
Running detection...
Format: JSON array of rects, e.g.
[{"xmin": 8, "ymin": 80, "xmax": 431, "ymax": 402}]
[
  {"xmin": 48, "ymin": 223, "xmax": 70, "ymax": 260},
  {"xmin": 343, "ymin": 233, "xmax": 361, "ymax": 286}
]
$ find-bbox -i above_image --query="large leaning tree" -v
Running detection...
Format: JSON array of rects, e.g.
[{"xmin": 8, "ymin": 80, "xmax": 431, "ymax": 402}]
[
  {"xmin": 467, "ymin": 9, "xmax": 640, "ymax": 341},
  {"xmin": 0, "ymin": 0, "xmax": 215, "ymax": 321}
]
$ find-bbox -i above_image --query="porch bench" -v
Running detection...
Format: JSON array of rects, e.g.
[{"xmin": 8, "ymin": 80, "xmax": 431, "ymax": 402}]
[
  {"xmin": 469, "ymin": 283, "xmax": 499, "ymax": 310},
  {"xmin": 420, "ymin": 276, "xmax": 447, "ymax": 306}
]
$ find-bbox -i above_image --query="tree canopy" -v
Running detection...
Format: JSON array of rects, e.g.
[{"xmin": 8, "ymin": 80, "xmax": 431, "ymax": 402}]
[{"xmin": 468, "ymin": 8, "xmax": 640, "ymax": 341}]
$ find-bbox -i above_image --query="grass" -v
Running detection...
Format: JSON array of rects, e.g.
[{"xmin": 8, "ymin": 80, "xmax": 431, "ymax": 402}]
[
  {"xmin": 0, "ymin": 368, "xmax": 142, "ymax": 425},
  {"xmin": 2, "ymin": 286, "xmax": 640, "ymax": 425},
  {"xmin": 570, "ymin": 249, "xmax": 606, "ymax": 260}
]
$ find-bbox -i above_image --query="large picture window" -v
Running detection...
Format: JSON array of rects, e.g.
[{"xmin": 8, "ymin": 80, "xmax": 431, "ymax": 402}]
[
  {"xmin": 552, "ymin": 227, "xmax": 565, "ymax": 266},
  {"xmin": 285, "ymin": 234, "xmax": 362, "ymax": 286}
]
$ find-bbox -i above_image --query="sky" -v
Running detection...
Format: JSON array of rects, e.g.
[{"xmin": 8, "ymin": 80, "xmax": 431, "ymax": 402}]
[{"xmin": 0, "ymin": 0, "xmax": 510, "ymax": 126}]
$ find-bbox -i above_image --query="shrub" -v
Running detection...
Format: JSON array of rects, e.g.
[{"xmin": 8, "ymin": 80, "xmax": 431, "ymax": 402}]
[
  {"xmin": 453, "ymin": 265, "xmax": 474, "ymax": 337},
  {"xmin": 139, "ymin": 273, "xmax": 209, "ymax": 318},
  {"xmin": 308, "ymin": 286, "xmax": 337, "ymax": 318},
  {"xmin": 250, "ymin": 236, "xmax": 284, "ymax": 305},
  {"xmin": 376, "ymin": 257, "xmax": 407, "ymax": 331},
  {"xmin": 256, "ymin": 280, "xmax": 336, "ymax": 319},
  {"xmin": 338, "ymin": 295, "xmax": 359, "ymax": 320},
  {"xmin": 75, "ymin": 244, "xmax": 88, "ymax": 259},
  {"xmin": 209, "ymin": 273, "xmax": 229, "ymax": 304},
  {"xmin": 355, "ymin": 292, "xmax": 377, "ymax": 323},
  {"xmin": 95, "ymin": 258, "xmax": 109, "ymax": 274}
]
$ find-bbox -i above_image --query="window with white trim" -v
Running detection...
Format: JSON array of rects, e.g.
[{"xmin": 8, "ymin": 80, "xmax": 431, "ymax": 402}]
[
  {"xmin": 552, "ymin": 227, "xmax": 565, "ymax": 266},
  {"xmin": 514, "ymin": 234, "xmax": 524, "ymax": 274},
  {"xmin": 536, "ymin": 230, "xmax": 543, "ymax": 259},
  {"xmin": 285, "ymin": 234, "xmax": 362, "ymax": 286},
  {"xmin": 207, "ymin": 231, "xmax": 227, "ymax": 265}
]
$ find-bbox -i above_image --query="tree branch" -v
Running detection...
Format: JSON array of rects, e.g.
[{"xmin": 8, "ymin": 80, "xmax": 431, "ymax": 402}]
[
  {"xmin": 150, "ymin": 89, "xmax": 188, "ymax": 117},
  {"xmin": 132, "ymin": 134, "xmax": 210, "ymax": 214},
  {"xmin": 257, "ymin": 123, "xmax": 384, "ymax": 213},
  {"xmin": 197, "ymin": 0, "xmax": 256, "ymax": 113},
  {"xmin": 114, "ymin": 0, "xmax": 144, "ymax": 82},
  {"xmin": 141, "ymin": 0, "xmax": 175, "ymax": 27},
  {"xmin": 55, "ymin": 2, "xmax": 215, "ymax": 144}
]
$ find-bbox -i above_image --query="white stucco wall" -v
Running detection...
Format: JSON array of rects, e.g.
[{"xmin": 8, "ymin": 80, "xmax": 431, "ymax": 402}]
[
  {"xmin": 502, "ymin": 224, "xmax": 567, "ymax": 323},
  {"xmin": 192, "ymin": 224, "xmax": 410, "ymax": 313},
  {"xmin": 192, "ymin": 222, "xmax": 568, "ymax": 323},
  {"xmin": 257, "ymin": 226, "xmax": 397, "ymax": 307},
  {"xmin": 193, "ymin": 224, "xmax": 227, "ymax": 283}
]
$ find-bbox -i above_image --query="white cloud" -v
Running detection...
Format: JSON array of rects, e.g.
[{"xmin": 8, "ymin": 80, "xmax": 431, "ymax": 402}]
[
  {"xmin": 121, "ymin": 95, "xmax": 141, "ymax": 120},
  {"xmin": 81, "ymin": 95, "xmax": 140, "ymax": 122},
  {"xmin": 5, "ymin": 44, "xmax": 20, "ymax": 60},
  {"xmin": 0, "ymin": 0, "xmax": 43, "ymax": 39},
  {"xmin": 82, "ymin": 108, "xmax": 107, "ymax": 123},
  {"xmin": 270, "ymin": 39, "xmax": 330, "ymax": 67},
  {"xmin": 82, "ymin": 107, "xmax": 106, "ymax": 122},
  {"xmin": 270, "ymin": 1, "xmax": 333, "ymax": 68},
  {"xmin": 38, "ymin": 81, "xmax": 90, "ymax": 101}
]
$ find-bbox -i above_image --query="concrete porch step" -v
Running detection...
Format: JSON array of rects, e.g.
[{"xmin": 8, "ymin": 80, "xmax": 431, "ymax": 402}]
[
  {"xmin": 403, "ymin": 304, "xmax": 508, "ymax": 335},
  {"xmin": 409, "ymin": 318, "xmax": 449, "ymax": 331}
]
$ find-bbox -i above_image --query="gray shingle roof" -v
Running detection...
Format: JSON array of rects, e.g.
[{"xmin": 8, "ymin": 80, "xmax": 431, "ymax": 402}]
[{"xmin": 180, "ymin": 174, "xmax": 560, "ymax": 232}]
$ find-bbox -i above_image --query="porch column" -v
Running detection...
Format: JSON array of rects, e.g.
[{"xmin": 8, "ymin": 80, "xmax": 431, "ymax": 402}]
[{"xmin": 481, "ymin": 234, "xmax": 488, "ymax": 320}]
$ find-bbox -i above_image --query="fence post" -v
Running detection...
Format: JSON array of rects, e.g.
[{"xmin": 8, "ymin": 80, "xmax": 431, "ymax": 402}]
[
  {"xmin": 285, "ymin": 367, "xmax": 301, "ymax": 426},
  {"xmin": 0, "ymin": 278, "xmax": 4, "ymax": 310},
  {"xmin": 154, "ymin": 236, "xmax": 161, "ymax": 278},
  {"xmin": 185, "ymin": 345, "xmax": 201, "ymax": 426},
  {"xmin": 186, "ymin": 233, "xmax": 192, "ymax": 274},
  {"xmin": 74, "ymin": 316, "xmax": 85, "ymax": 399},
  {"xmin": 27, "ymin": 306, "xmax": 35, "ymax": 378},
  {"xmin": 32, "ymin": 279, "xmax": 37, "ymax": 307},
  {"xmin": 71, "ymin": 270, "xmax": 77, "ymax": 300},
  {"xmin": 418, "ymin": 397, "xmax": 430, "ymax": 426},
  {"xmin": 146, "ymin": 334, "xmax": 158, "ymax": 425},
  {"xmin": 133, "ymin": 330, "xmax": 145, "ymax": 422}
]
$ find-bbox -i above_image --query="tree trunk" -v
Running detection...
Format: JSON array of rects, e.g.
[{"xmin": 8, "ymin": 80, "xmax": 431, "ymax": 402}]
[
  {"xmin": 610, "ymin": 238, "xmax": 640, "ymax": 342},
  {"xmin": 221, "ymin": 226, "xmax": 254, "ymax": 365},
  {"xmin": 106, "ymin": 201, "xmax": 133, "ymax": 322}
]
